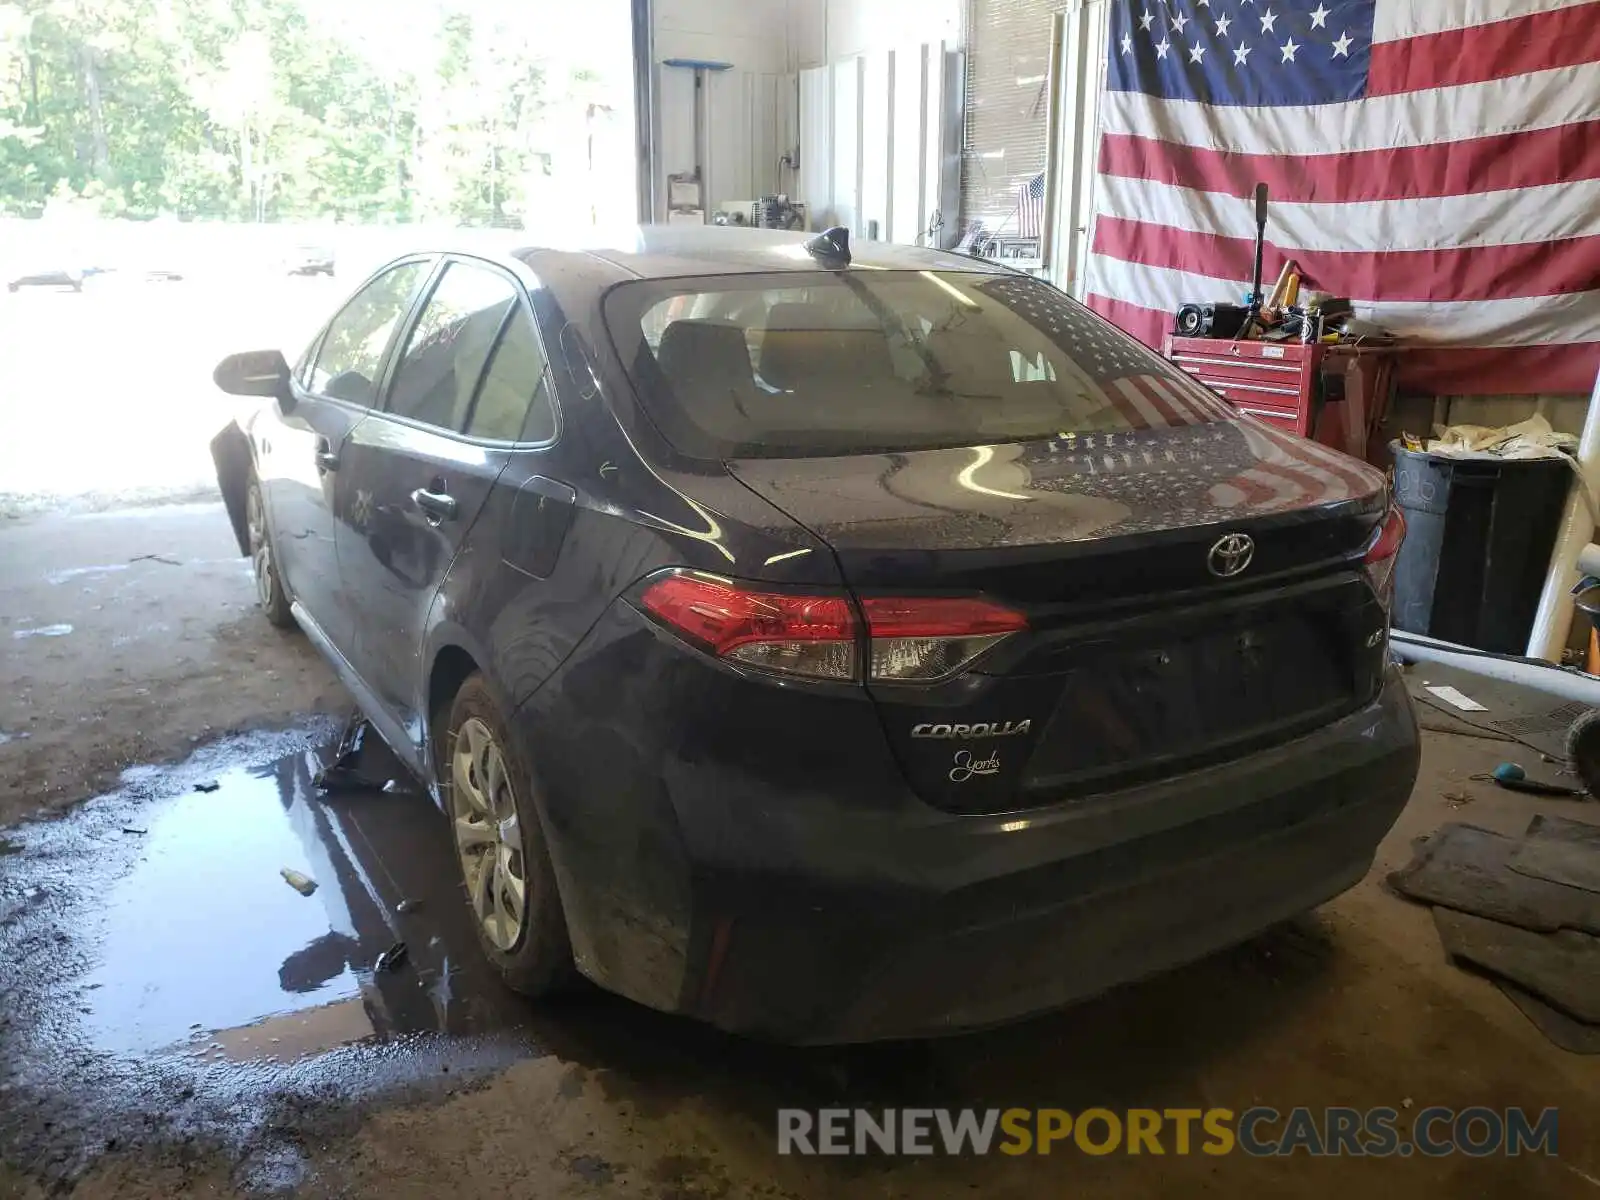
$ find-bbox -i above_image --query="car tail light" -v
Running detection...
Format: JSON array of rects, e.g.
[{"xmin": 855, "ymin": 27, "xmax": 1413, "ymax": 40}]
[
  {"xmin": 639, "ymin": 574, "xmax": 858, "ymax": 680},
  {"xmin": 637, "ymin": 574, "xmax": 1027, "ymax": 683},
  {"xmin": 860, "ymin": 596, "xmax": 1028, "ymax": 681},
  {"xmin": 1363, "ymin": 504, "xmax": 1406, "ymax": 611}
]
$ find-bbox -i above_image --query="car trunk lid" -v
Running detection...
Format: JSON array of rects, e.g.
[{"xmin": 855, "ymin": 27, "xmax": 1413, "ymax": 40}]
[{"xmin": 728, "ymin": 418, "xmax": 1392, "ymax": 813}]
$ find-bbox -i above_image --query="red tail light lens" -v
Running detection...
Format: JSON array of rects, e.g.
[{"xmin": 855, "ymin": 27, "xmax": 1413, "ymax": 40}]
[
  {"xmin": 1363, "ymin": 504, "xmax": 1406, "ymax": 610},
  {"xmin": 637, "ymin": 574, "xmax": 1028, "ymax": 683},
  {"xmin": 639, "ymin": 574, "xmax": 857, "ymax": 680}
]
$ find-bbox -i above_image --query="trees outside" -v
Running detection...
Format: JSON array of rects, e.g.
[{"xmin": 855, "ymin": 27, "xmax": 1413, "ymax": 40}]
[{"xmin": 0, "ymin": 0, "xmax": 617, "ymax": 225}]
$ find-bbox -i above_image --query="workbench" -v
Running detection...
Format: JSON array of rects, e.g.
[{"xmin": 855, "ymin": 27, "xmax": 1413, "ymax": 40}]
[{"xmin": 1163, "ymin": 335, "xmax": 1399, "ymax": 465}]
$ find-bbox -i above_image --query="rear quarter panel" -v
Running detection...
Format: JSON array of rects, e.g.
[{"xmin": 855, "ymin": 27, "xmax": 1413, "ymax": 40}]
[{"xmin": 421, "ymin": 268, "xmax": 847, "ymax": 737}]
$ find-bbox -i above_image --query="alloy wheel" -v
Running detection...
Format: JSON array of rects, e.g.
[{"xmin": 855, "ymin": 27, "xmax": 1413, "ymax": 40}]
[
  {"xmin": 246, "ymin": 484, "xmax": 275, "ymax": 611},
  {"xmin": 451, "ymin": 716, "xmax": 527, "ymax": 951}
]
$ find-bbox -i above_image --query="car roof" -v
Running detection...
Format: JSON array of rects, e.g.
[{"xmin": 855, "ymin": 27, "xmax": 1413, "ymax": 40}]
[{"xmin": 501, "ymin": 225, "xmax": 1016, "ymax": 283}]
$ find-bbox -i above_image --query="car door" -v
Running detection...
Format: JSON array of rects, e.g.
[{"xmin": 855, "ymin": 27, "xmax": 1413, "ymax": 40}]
[
  {"xmin": 263, "ymin": 258, "xmax": 432, "ymax": 657},
  {"xmin": 335, "ymin": 256, "xmax": 562, "ymax": 742}
]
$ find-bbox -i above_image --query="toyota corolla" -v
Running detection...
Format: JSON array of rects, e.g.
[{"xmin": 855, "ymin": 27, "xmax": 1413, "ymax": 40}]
[{"xmin": 209, "ymin": 225, "xmax": 1419, "ymax": 1043}]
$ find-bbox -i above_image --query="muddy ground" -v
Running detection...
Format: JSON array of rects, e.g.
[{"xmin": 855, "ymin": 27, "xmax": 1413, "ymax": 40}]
[
  {"xmin": 3, "ymin": 502, "xmax": 1600, "ymax": 1199},
  {"xmin": 0, "ymin": 503, "xmax": 341, "ymax": 828}
]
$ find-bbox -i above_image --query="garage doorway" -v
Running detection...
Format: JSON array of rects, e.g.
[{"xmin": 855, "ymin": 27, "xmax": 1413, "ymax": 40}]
[{"xmin": 0, "ymin": 0, "xmax": 640, "ymax": 516}]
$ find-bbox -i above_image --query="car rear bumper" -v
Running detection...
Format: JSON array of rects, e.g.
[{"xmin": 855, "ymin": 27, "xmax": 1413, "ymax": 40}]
[
  {"xmin": 700, "ymin": 759, "xmax": 1404, "ymax": 1042},
  {"xmin": 519, "ymin": 610, "xmax": 1418, "ymax": 1043}
]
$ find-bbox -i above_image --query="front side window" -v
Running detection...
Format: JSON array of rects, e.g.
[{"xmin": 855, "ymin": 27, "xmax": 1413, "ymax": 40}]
[
  {"xmin": 386, "ymin": 262, "xmax": 520, "ymax": 431},
  {"xmin": 605, "ymin": 270, "xmax": 1229, "ymax": 459},
  {"xmin": 308, "ymin": 261, "xmax": 429, "ymax": 405}
]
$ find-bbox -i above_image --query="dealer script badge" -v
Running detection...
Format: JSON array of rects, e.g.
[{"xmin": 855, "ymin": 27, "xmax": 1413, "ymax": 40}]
[{"xmin": 949, "ymin": 750, "xmax": 1001, "ymax": 783}]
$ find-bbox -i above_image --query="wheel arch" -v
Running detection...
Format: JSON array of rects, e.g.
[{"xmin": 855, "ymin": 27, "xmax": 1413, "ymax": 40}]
[
  {"xmin": 421, "ymin": 627, "xmax": 521, "ymax": 772},
  {"xmin": 427, "ymin": 644, "xmax": 481, "ymax": 750}
]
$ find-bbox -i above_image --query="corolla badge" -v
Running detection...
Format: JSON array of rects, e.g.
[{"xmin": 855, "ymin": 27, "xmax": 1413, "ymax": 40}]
[
  {"xmin": 912, "ymin": 720, "xmax": 1031, "ymax": 739},
  {"xmin": 949, "ymin": 750, "xmax": 1001, "ymax": 783},
  {"xmin": 1207, "ymin": 532, "xmax": 1255, "ymax": 578}
]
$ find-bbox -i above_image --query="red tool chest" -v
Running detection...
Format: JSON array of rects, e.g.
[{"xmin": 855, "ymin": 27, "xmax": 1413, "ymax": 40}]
[{"xmin": 1163, "ymin": 334, "xmax": 1397, "ymax": 464}]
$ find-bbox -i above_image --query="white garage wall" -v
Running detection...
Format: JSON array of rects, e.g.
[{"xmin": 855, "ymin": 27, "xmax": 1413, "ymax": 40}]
[
  {"xmin": 650, "ymin": 0, "xmax": 824, "ymax": 220},
  {"xmin": 653, "ymin": 0, "xmax": 822, "ymax": 74},
  {"xmin": 797, "ymin": 43, "xmax": 961, "ymax": 245}
]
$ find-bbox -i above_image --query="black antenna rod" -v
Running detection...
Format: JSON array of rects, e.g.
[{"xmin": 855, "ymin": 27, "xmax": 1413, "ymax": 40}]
[{"xmin": 1237, "ymin": 183, "xmax": 1269, "ymax": 341}]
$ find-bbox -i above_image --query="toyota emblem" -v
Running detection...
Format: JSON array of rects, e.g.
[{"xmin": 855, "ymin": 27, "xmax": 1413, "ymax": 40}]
[{"xmin": 1207, "ymin": 532, "xmax": 1255, "ymax": 578}]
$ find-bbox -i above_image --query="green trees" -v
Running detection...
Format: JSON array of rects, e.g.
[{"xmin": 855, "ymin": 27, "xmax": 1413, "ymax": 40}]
[{"xmin": 0, "ymin": 0, "xmax": 582, "ymax": 224}]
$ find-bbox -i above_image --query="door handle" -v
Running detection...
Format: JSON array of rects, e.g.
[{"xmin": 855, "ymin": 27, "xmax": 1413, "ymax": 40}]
[
  {"xmin": 411, "ymin": 487, "xmax": 458, "ymax": 523},
  {"xmin": 315, "ymin": 450, "xmax": 340, "ymax": 472}
]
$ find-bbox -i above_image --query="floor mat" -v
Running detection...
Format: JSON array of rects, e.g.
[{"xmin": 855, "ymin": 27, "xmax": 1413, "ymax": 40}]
[
  {"xmin": 1498, "ymin": 981, "xmax": 1600, "ymax": 1055},
  {"xmin": 1508, "ymin": 814, "xmax": 1600, "ymax": 895},
  {"xmin": 1387, "ymin": 823, "xmax": 1600, "ymax": 934},
  {"xmin": 1433, "ymin": 908, "xmax": 1600, "ymax": 1023}
]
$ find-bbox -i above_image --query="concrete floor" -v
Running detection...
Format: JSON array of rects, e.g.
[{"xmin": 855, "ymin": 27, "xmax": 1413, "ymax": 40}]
[
  {"xmin": 0, "ymin": 504, "xmax": 340, "ymax": 828},
  {"xmin": 2, "ymin": 503, "xmax": 1599, "ymax": 1198}
]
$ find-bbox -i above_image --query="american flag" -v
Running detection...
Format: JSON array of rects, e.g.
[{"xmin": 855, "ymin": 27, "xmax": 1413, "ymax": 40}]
[
  {"xmin": 1084, "ymin": 0, "xmax": 1600, "ymax": 396},
  {"xmin": 1016, "ymin": 172, "xmax": 1046, "ymax": 239}
]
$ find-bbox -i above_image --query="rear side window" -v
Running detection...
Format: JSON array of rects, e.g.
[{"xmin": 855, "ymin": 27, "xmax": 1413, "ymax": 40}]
[
  {"xmin": 387, "ymin": 262, "xmax": 518, "ymax": 431},
  {"xmin": 604, "ymin": 270, "xmax": 1227, "ymax": 459},
  {"xmin": 309, "ymin": 261, "xmax": 428, "ymax": 405},
  {"xmin": 467, "ymin": 305, "xmax": 555, "ymax": 443}
]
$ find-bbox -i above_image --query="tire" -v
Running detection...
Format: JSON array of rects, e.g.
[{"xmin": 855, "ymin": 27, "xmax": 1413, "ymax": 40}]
[
  {"xmin": 441, "ymin": 673, "xmax": 573, "ymax": 995},
  {"xmin": 1566, "ymin": 709, "xmax": 1600, "ymax": 797},
  {"xmin": 246, "ymin": 474, "xmax": 295, "ymax": 628}
]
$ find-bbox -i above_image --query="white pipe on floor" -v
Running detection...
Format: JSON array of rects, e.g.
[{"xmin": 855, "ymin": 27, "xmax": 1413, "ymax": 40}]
[
  {"xmin": 1527, "ymin": 360, "xmax": 1600, "ymax": 661},
  {"xmin": 1393, "ymin": 630, "xmax": 1600, "ymax": 708}
]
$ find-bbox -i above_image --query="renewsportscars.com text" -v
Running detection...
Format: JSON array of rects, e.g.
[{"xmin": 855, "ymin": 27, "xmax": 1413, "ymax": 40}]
[{"xmin": 777, "ymin": 1106, "xmax": 1558, "ymax": 1158}]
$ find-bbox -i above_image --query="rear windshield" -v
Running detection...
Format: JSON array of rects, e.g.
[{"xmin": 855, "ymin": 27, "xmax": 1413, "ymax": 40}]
[{"xmin": 602, "ymin": 269, "xmax": 1227, "ymax": 459}]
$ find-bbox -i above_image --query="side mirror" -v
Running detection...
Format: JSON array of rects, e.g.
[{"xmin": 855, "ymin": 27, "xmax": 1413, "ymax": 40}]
[{"xmin": 214, "ymin": 350, "xmax": 294, "ymax": 408}]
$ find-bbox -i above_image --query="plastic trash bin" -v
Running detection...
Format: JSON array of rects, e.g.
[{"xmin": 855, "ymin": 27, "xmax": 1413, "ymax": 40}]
[{"xmin": 1390, "ymin": 444, "xmax": 1572, "ymax": 654}]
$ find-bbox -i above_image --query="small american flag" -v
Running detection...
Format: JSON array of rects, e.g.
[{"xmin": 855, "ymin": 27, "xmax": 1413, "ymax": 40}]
[
  {"xmin": 1086, "ymin": 0, "xmax": 1600, "ymax": 396},
  {"xmin": 1016, "ymin": 172, "xmax": 1046, "ymax": 240}
]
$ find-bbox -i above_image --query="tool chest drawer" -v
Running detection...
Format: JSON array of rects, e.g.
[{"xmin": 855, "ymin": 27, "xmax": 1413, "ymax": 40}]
[{"xmin": 1164, "ymin": 337, "xmax": 1315, "ymax": 435}]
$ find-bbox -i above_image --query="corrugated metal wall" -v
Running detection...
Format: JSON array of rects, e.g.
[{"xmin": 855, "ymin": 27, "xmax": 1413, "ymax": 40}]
[
  {"xmin": 959, "ymin": 0, "xmax": 1065, "ymax": 237},
  {"xmin": 655, "ymin": 67, "xmax": 797, "ymax": 218},
  {"xmin": 797, "ymin": 44, "xmax": 961, "ymax": 245}
]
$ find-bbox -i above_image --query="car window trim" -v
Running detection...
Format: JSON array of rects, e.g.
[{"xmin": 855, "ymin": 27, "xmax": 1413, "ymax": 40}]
[
  {"xmin": 463, "ymin": 305, "xmax": 562, "ymax": 448},
  {"xmin": 370, "ymin": 252, "xmax": 562, "ymax": 451},
  {"xmin": 370, "ymin": 255, "xmax": 450, "ymax": 413},
  {"xmin": 302, "ymin": 255, "xmax": 437, "ymax": 409},
  {"xmin": 458, "ymin": 298, "xmax": 521, "ymax": 435}
]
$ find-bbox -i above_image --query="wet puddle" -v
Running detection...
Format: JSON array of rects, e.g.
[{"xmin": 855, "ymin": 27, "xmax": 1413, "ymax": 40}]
[
  {"xmin": 32, "ymin": 728, "xmax": 536, "ymax": 1063},
  {"xmin": 82, "ymin": 759, "xmax": 365, "ymax": 1054},
  {"xmin": 0, "ymin": 721, "xmax": 555, "ymax": 1182}
]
